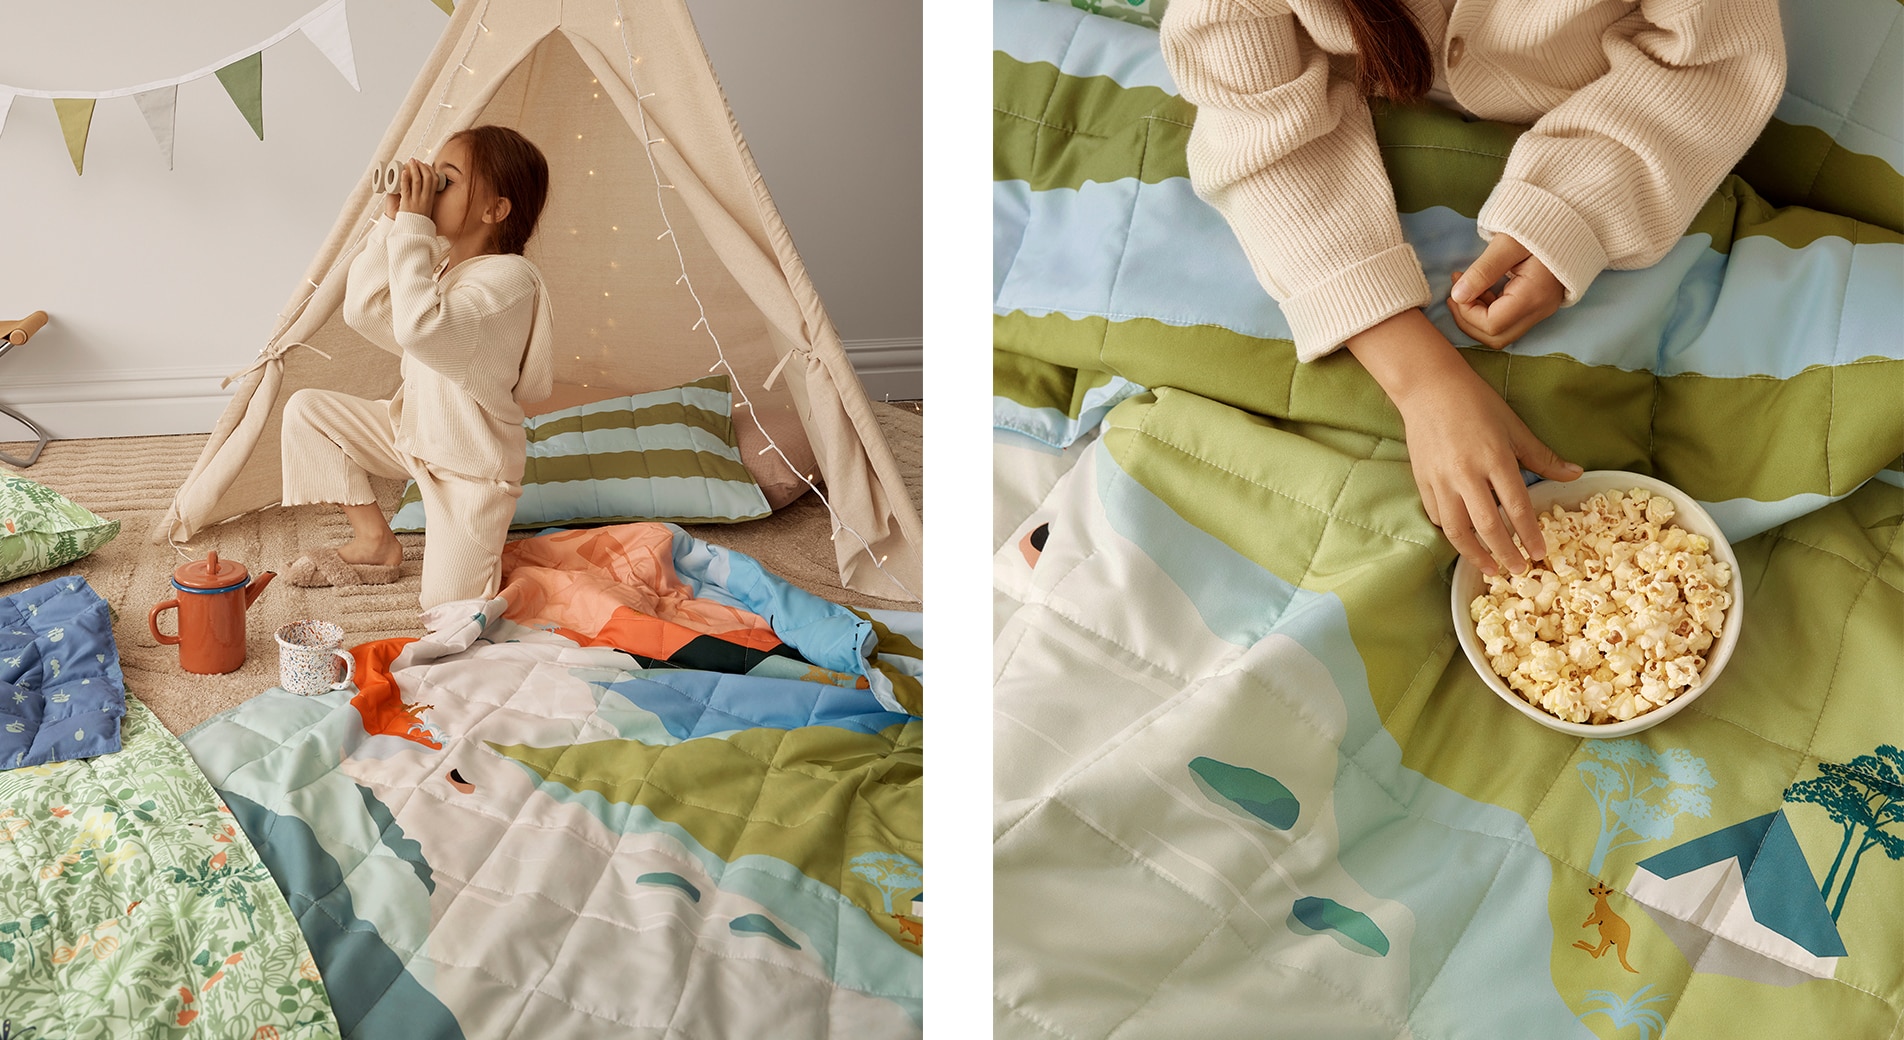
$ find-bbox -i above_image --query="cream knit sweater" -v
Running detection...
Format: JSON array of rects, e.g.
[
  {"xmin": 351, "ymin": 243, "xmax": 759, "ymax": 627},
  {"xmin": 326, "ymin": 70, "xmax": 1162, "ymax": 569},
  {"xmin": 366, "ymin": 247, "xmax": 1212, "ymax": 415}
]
[
  {"xmin": 1160, "ymin": 0, "xmax": 1785, "ymax": 361},
  {"xmin": 343, "ymin": 212, "xmax": 556, "ymax": 482}
]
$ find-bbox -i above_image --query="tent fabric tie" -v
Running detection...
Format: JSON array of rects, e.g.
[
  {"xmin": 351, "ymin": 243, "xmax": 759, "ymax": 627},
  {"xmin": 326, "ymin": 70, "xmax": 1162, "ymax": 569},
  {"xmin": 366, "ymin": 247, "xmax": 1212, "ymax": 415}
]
[
  {"xmin": 761, "ymin": 348, "xmax": 802, "ymax": 392},
  {"xmin": 221, "ymin": 340, "xmax": 333, "ymax": 389}
]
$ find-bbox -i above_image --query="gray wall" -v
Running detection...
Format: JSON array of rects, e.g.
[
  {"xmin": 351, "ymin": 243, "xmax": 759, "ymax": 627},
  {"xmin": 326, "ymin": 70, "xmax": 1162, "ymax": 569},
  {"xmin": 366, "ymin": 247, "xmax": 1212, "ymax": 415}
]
[{"xmin": 0, "ymin": 0, "xmax": 922, "ymax": 440}]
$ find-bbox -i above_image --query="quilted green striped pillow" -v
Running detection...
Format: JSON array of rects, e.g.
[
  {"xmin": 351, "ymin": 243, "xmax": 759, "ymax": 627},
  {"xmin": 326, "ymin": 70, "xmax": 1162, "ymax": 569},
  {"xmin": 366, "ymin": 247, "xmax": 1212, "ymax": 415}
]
[{"xmin": 389, "ymin": 375, "xmax": 771, "ymax": 532}]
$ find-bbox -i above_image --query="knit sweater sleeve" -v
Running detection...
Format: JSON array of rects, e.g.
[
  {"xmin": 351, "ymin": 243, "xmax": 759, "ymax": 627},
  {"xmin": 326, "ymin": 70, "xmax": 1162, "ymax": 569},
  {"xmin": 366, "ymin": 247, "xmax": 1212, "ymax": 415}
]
[
  {"xmin": 384, "ymin": 212, "xmax": 536, "ymax": 383},
  {"xmin": 1162, "ymin": 0, "xmax": 1431, "ymax": 361},
  {"xmin": 341, "ymin": 215, "xmax": 403, "ymax": 357},
  {"xmin": 1477, "ymin": 0, "xmax": 1785, "ymax": 303}
]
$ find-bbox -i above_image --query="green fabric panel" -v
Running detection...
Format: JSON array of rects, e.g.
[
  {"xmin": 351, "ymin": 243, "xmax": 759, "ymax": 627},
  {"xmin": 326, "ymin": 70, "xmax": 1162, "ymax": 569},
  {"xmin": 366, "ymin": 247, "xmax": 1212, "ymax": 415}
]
[
  {"xmin": 997, "ymin": 315, "xmax": 1904, "ymax": 502},
  {"xmin": 994, "ymin": 349, "xmax": 1087, "ymax": 411},
  {"xmin": 215, "ymin": 53, "xmax": 265, "ymax": 140},
  {"xmin": 993, "ymin": 351, "xmax": 1125, "ymax": 422},
  {"xmin": 851, "ymin": 609, "xmax": 924, "ymax": 662},
  {"xmin": 850, "ymin": 609, "xmax": 923, "ymax": 718},
  {"xmin": 995, "ymin": 57, "xmax": 1904, "ymax": 251},
  {"xmin": 995, "ymin": 54, "xmax": 1191, "ymax": 187},
  {"xmin": 528, "ymin": 402, "xmax": 734, "ymax": 446},
  {"xmin": 492, "ymin": 719, "xmax": 923, "ymax": 945},
  {"xmin": 1099, "ymin": 390, "xmax": 1460, "ymax": 746},
  {"xmin": 52, "ymin": 99, "xmax": 94, "ymax": 175},
  {"xmin": 0, "ymin": 698, "xmax": 338, "ymax": 1033},
  {"xmin": 1369, "ymin": 101, "xmax": 1521, "ymax": 219},
  {"xmin": 1734, "ymin": 118, "xmax": 1904, "ymax": 235},
  {"xmin": 525, "ymin": 447, "xmax": 756, "ymax": 485}
]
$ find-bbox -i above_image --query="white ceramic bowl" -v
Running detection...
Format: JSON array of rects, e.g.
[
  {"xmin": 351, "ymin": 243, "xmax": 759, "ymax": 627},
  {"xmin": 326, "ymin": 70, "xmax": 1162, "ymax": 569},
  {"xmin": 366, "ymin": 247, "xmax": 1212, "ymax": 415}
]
[{"xmin": 1450, "ymin": 470, "xmax": 1745, "ymax": 738}]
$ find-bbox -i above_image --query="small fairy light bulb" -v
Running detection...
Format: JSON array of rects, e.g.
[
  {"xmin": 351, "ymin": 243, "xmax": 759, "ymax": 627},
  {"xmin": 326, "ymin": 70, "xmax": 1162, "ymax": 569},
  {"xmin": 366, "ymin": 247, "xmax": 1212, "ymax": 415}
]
[
  {"xmin": 609, "ymin": 260, "xmax": 620, "ymax": 269},
  {"xmin": 576, "ymin": 134, "xmax": 584, "ymax": 140},
  {"xmin": 611, "ymin": 225, "xmax": 620, "ymax": 232},
  {"xmin": 588, "ymin": 170, "xmax": 595, "ymax": 176},
  {"xmin": 602, "ymin": 291, "xmax": 611, "ymax": 297}
]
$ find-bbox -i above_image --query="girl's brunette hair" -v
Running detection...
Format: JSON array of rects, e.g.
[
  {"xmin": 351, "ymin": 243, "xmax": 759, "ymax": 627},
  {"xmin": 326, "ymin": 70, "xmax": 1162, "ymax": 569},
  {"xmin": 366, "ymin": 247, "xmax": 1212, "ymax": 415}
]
[
  {"xmin": 449, "ymin": 125, "xmax": 550, "ymax": 255},
  {"xmin": 1340, "ymin": 0, "xmax": 1432, "ymax": 102}
]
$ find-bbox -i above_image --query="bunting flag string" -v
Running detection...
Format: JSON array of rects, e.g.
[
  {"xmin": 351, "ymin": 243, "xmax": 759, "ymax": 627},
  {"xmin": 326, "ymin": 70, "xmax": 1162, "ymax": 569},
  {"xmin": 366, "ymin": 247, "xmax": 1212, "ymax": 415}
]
[{"xmin": 0, "ymin": 0, "xmax": 379, "ymax": 174}]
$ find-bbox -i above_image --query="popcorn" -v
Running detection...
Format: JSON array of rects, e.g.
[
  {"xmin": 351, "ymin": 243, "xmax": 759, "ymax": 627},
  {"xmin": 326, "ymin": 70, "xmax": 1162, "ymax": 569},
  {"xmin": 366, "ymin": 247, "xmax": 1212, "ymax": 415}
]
[{"xmin": 1468, "ymin": 489, "xmax": 1731, "ymax": 724}]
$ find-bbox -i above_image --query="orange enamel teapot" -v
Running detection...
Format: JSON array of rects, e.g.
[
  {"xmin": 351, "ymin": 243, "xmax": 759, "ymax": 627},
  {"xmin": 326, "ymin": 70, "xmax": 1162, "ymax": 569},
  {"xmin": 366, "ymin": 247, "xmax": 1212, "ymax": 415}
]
[{"xmin": 148, "ymin": 551, "xmax": 276, "ymax": 674}]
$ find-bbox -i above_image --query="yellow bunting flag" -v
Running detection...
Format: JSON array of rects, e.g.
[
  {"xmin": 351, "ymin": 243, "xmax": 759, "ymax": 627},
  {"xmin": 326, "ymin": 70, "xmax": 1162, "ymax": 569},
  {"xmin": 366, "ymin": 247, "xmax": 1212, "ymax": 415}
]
[
  {"xmin": 52, "ymin": 98, "xmax": 96, "ymax": 175},
  {"xmin": 214, "ymin": 53, "xmax": 265, "ymax": 140},
  {"xmin": 430, "ymin": 0, "xmax": 454, "ymax": 14}
]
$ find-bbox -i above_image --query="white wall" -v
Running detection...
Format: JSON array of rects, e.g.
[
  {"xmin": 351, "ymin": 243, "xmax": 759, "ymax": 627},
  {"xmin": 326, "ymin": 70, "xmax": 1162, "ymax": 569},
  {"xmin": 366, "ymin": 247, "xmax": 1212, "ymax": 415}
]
[
  {"xmin": 687, "ymin": 0, "xmax": 923, "ymax": 402},
  {"xmin": 0, "ymin": 0, "xmax": 922, "ymax": 442}
]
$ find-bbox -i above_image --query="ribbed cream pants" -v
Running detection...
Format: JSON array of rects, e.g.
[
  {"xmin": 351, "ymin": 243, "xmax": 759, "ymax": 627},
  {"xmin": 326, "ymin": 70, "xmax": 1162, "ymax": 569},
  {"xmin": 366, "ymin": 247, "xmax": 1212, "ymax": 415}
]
[{"xmin": 280, "ymin": 389, "xmax": 521, "ymax": 609}]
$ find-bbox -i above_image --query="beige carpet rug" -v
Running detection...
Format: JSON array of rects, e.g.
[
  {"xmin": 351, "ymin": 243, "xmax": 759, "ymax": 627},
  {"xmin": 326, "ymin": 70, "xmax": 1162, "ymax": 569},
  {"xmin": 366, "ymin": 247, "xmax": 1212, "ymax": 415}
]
[{"xmin": 0, "ymin": 402, "xmax": 920, "ymax": 736}]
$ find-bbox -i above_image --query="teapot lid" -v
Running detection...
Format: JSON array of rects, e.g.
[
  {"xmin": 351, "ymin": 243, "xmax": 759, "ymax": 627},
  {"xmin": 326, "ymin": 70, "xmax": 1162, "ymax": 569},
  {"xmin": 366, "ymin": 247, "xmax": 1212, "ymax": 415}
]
[{"xmin": 173, "ymin": 550, "xmax": 249, "ymax": 591}]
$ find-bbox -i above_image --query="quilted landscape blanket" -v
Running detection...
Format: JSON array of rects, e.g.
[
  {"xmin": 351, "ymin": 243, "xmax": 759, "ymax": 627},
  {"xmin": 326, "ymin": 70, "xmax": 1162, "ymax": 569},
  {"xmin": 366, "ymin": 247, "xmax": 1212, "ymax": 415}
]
[
  {"xmin": 186, "ymin": 524, "xmax": 923, "ymax": 1038},
  {"xmin": 994, "ymin": 2, "xmax": 1903, "ymax": 1038}
]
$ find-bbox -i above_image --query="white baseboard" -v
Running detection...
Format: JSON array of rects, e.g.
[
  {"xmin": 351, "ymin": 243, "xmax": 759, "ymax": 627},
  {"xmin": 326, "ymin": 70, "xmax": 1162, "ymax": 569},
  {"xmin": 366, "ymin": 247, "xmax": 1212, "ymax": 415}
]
[
  {"xmin": 0, "ymin": 339, "xmax": 924, "ymax": 443},
  {"xmin": 844, "ymin": 337, "xmax": 922, "ymax": 403},
  {"xmin": 0, "ymin": 365, "xmax": 236, "ymax": 441}
]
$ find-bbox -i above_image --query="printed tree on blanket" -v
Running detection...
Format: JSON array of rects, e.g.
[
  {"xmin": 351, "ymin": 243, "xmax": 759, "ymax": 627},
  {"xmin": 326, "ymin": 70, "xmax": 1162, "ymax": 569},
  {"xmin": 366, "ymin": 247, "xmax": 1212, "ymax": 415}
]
[
  {"xmin": 1785, "ymin": 745, "xmax": 1904, "ymax": 922},
  {"xmin": 1576, "ymin": 984, "xmax": 1669, "ymax": 1040},
  {"xmin": 1577, "ymin": 741, "xmax": 1715, "ymax": 876},
  {"xmin": 847, "ymin": 852, "xmax": 922, "ymax": 914}
]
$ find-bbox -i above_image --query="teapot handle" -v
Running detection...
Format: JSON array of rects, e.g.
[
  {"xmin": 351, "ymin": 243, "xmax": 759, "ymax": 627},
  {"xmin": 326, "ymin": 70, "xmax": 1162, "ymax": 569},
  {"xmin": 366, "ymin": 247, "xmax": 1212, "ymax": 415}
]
[{"xmin": 149, "ymin": 599, "xmax": 181, "ymax": 646}]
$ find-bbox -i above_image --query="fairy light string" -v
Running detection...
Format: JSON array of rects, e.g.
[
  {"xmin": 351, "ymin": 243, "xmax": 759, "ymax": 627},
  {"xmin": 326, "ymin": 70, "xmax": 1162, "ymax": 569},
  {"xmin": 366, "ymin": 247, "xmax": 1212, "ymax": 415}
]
[
  {"xmin": 249, "ymin": 0, "xmax": 913, "ymax": 601},
  {"xmin": 608, "ymin": 0, "xmax": 914, "ymax": 600}
]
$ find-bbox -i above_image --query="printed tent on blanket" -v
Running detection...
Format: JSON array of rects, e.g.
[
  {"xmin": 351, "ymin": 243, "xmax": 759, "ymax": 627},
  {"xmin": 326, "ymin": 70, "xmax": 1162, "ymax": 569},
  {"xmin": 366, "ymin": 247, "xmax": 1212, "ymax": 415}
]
[{"xmin": 153, "ymin": 0, "xmax": 920, "ymax": 601}]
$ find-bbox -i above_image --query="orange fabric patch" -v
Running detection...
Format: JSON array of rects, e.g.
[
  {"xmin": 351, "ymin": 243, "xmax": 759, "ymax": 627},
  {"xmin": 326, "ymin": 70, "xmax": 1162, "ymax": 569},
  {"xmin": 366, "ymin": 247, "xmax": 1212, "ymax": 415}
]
[
  {"xmin": 500, "ymin": 525, "xmax": 784, "ymax": 655},
  {"xmin": 349, "ymin": 637, "xmax": 437, "ymax": 749}
]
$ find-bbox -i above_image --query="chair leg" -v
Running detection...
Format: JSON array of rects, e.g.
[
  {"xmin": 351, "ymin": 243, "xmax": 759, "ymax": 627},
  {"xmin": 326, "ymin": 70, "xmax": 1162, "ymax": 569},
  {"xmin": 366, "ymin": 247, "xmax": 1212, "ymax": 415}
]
[{"xmin": 0, "ymin": 403, "xmax": 50, "ymax": 467}]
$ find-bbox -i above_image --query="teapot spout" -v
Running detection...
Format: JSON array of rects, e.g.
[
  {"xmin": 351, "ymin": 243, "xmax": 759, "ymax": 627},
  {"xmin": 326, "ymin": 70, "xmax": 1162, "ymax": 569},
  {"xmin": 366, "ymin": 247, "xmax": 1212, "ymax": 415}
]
[{"xmin": 245, "ymin": 571, "xmax": 277, "ymax": 608}]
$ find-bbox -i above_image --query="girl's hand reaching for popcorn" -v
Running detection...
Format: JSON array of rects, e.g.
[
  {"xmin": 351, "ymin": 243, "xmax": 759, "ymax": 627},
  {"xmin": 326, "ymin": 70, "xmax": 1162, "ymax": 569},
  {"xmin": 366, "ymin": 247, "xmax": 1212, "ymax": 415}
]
[{"xmin": 1345, "ymin": 308, "xmax": 1583, "ymax": 576}]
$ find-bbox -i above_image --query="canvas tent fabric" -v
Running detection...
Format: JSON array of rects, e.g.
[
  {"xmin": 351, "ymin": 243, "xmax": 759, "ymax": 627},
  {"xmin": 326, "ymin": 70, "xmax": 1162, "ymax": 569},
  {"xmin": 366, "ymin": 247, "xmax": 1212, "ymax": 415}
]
[{"xmin": 154, "ymin": 0, "xmax": 921, "ymax": 602}]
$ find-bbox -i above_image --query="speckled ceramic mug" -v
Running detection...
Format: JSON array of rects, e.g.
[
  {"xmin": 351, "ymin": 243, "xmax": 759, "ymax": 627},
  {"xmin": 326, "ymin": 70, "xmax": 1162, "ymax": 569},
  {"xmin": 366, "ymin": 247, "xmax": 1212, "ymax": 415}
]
[{"xmin": 275, "ymin": 620, "xmax": 355, "ymax": 695}]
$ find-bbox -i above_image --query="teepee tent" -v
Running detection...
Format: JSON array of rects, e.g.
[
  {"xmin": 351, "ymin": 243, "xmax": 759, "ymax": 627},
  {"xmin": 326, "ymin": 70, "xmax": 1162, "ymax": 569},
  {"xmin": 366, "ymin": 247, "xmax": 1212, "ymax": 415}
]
[{"xmin": 155, "ymin": 0, "xmax": 921, "ymax": 602}]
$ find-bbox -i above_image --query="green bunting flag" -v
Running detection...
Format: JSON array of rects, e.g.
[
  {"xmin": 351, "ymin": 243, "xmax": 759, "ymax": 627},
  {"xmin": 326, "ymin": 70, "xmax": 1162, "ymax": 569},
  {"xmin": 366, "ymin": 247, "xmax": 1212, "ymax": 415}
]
[
  {"xmin": 215, "ymin": 52, "xmax": 265, "ymax": 140},
  {"xmin": 52, "ymin": 98, "xmax": 96, "ymax": 175}
]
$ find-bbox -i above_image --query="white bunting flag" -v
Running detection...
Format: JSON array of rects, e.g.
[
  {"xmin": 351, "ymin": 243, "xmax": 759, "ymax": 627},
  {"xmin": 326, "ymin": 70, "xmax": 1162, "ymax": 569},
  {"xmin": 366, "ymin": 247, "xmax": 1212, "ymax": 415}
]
[
  {"xmin": 134, "ymin": 86, "xmax": 179, "ymax": 169},
  {"xmin": 300, "ymin": 0, "xmax": 360, "ymax": 91},
  {"xmin": 0, "ymin": 92, "xmax": 13, "ymax": 140}
]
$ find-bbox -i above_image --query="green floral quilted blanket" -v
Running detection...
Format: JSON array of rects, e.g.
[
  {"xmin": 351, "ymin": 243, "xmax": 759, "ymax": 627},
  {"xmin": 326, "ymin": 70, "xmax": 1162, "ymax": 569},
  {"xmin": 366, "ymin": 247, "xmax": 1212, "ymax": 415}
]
[{"xmin": 0, "ymin": 698, "xmax": 337, "ymax": 1040}]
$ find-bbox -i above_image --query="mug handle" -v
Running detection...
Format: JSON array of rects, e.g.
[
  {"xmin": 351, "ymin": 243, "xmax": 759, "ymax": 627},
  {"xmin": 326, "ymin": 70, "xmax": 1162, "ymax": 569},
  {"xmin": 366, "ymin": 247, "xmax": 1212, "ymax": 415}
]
[
  {"xmin": 149, "ymin": 600, "xmax": 181, "ymax": 646},
  {"xmin": 329, "ymin": 649, "xmax": 356, "ymax": 691}
]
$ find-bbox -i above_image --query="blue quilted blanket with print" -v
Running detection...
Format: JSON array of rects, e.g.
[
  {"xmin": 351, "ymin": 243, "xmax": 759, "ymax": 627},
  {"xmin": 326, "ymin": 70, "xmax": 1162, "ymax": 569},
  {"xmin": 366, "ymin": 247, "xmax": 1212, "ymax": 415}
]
[{"xmin": 0, "ymin": 576, "xmax": 126, "ymax": 769}]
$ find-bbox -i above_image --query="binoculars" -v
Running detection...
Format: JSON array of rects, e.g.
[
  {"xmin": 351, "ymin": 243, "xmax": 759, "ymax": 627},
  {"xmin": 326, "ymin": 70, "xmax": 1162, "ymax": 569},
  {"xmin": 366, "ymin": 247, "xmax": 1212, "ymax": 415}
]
[{"xmin": 369, "ymin": 160, "xmax": 449, "ymax": 195}]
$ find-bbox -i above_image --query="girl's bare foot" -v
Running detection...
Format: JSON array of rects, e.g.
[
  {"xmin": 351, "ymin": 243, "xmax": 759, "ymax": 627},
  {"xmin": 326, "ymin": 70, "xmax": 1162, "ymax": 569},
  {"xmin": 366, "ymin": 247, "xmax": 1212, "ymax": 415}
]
[{"xmin": 337, "ymin": 535, "xmax": 401, "ymax": 569}]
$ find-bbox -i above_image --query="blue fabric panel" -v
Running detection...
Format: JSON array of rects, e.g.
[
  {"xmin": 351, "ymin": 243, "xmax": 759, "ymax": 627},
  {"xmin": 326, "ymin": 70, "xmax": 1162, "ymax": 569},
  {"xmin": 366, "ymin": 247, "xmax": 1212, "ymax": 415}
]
[
  {"xmin": 668, "ymin": 529, "xmax": 875, "ymax": 676},
  {"xmin": 600, "ymin": 669, "xmax": 912, "ymax": 740},
  {"xmin": 0, "ymin": 576, "xmax": 127, "ymax": 770}
]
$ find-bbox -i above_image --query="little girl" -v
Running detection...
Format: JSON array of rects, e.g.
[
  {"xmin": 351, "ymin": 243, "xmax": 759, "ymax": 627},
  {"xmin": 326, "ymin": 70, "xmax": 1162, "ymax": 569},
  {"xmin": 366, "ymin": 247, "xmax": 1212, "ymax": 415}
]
[
  {"xmin": 280, "ymin": 124, "xmax": 554, "ymax": 610},
  {"xmin": 1161, "ymin": 0, "xmax": 1784, "ymax": 577}
]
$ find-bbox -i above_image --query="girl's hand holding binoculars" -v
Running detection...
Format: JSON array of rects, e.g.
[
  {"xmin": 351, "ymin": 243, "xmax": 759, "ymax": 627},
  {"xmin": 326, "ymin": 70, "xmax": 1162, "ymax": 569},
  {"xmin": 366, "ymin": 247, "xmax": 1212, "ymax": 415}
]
[{"xmin": 396, "ymin": 159, "xmax": 439, "ymax": 221}]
